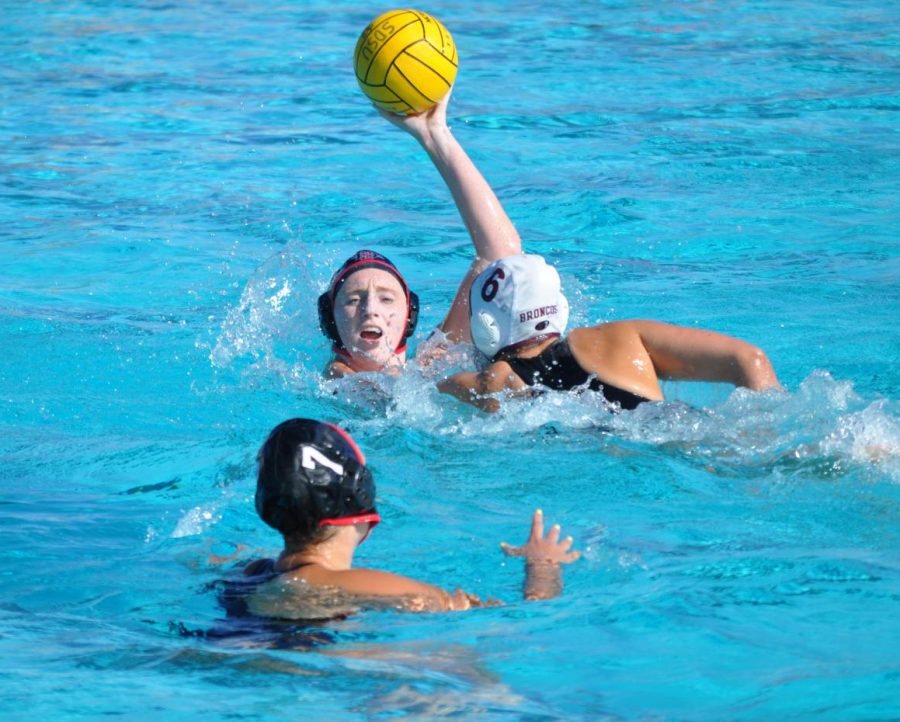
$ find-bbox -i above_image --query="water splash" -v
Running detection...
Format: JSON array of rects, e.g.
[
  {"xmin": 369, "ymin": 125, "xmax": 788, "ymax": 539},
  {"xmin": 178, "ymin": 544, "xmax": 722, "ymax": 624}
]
[
  {"xmin": 205, "ymin": 265, "xmax": 898, "ymax": 485},
  {"xmin": 209, "ymin": 250, "xmax": 310, "ymax": 370},
  {"xmin": 371, "ymin": 367, "xmax": 900, "ymax": 483},
  {"xmin": 205, "ymin": 243, "xmax": 331, "ymax": 396},
  {"xmin": 171, "ymin": 503, "xmax": 222, "ymax": 538}
]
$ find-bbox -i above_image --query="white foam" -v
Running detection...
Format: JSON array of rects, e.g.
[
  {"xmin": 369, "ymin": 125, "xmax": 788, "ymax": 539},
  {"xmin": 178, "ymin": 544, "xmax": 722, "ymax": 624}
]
[
  {"xmin": 171, "ymin": 504, "xmax": 222, "ymax": 538},
  {"xmin": 377, "ymin": 367, "xmax": 899, "ymax": 482}
]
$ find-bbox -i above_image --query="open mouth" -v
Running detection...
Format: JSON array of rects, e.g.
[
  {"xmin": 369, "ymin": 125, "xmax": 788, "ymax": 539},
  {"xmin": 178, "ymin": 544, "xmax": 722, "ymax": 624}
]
[{"xmin": 359, "ymin": 327, "xmax": 384, "ymax": 342}]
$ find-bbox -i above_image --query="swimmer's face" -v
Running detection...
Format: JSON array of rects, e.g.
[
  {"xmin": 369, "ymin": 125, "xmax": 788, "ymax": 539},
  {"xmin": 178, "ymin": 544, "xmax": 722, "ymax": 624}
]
[{"xmin": 333, "ymin": 268, "xmax": 408, "ymax": 369}]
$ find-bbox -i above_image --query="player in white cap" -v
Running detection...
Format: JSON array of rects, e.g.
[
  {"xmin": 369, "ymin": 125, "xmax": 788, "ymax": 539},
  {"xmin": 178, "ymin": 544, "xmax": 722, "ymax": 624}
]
[{"xmin": 439, "ymin": 254, "xmax": 781, "ymax": 412}]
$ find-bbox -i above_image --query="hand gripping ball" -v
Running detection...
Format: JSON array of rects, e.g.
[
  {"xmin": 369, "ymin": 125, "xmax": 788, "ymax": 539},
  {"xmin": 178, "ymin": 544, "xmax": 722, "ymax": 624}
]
[{"xmin": 353, "ymin": 9, "xmax": 458, "ymax": 115}]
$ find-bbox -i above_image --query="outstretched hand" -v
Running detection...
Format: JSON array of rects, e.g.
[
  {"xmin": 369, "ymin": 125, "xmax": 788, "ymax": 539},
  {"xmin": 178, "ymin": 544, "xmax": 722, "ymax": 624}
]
[
  {"xmin": 501, "ymin": 509, "xmax": 581, "ymax": 566},
  {"xmin": 376, "ymin": 89, "xmax": 451, "ymax": 146}
]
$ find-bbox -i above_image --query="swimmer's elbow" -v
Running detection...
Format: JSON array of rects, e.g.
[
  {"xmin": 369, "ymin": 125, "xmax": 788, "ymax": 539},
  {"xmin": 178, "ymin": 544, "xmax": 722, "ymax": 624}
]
[{"xmin": 738, "ymin": 345, "xmax": 780, "ymax": 391}]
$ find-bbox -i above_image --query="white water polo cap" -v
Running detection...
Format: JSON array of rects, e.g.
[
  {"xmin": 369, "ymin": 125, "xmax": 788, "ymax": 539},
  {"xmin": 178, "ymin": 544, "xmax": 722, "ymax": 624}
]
[{"xmin": 469, "ymin": 254, "xmax": 569, "ymax": 358}]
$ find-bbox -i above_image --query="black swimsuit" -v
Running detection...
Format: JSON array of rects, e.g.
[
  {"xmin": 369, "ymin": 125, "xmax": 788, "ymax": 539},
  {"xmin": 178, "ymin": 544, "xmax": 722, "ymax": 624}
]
[
  {"xmin": 505, "ymin": 338, "xmax": 649, "ymax": 411},
  {"xmin": 182, "ymin": 558, "xmax": 336, "ymax": 649}
]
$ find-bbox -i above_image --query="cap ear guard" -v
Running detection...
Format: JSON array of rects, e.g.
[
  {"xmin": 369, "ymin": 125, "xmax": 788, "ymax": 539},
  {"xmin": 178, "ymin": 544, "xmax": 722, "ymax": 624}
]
[
  {"xmin": 404, "ymin": 290, "xmax": 420, "ymax": 341},
  {"xmin": 318, "ymin": 292, "xmax": 341, "ymax": 347},
  {"xmin": 471, "ymin": 309, "xmax": 502, "ymax": 358},
  {"xmin": 470, "ymin": 303, "xmax": 568, "ymax": 359}
]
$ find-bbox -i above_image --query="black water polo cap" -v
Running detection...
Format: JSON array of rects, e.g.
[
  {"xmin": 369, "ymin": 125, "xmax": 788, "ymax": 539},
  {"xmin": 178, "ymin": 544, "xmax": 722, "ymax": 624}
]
[{"xmin": 255, "ymin": 419, "xmax": 379, "ymax": 536}]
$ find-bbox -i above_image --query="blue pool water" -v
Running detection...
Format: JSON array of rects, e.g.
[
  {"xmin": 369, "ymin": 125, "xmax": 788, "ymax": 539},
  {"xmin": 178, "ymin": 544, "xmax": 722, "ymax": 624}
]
[{"xmin": 2, "ymin": 1, "xmax": 899, "ymax": 719}]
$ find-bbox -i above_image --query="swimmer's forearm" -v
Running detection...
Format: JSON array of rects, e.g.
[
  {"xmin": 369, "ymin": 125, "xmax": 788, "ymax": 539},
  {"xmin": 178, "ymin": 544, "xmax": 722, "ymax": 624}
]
[
  {"xmin": 419, "ymin": 125, "xmax": 522, "ymax": 262},
  {"xmin": 522, "ymin": 560, "xmax": 563, "ymax": 601},
  {"xmin": 700, "ymin": 343, "xmax": 780, "ymax": 391},
  {"xmin": 437, "ymin": 374, "xmax": 500, "ymax": 412},
  {"xmin": 326, "ymin": 568, "xmax": 484, "ymax": 613}
]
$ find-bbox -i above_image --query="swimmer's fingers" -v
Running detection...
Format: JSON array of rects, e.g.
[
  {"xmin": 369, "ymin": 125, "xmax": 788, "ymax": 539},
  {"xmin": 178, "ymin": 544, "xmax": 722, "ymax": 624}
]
[
  {"xmin": 529, "ymin": 508, "xmax": 545, "ymax": 543},
  {"xmin": 376, "ymin": 107, "xmax": 409, "ymax": 129},
  {"xmin": 558, "ymin": 541, "xmax": 582, "ymax": 565},
  {"xmin": 448, "ymin": 588, "xmax": 473, "ymax": 611},
  {"xmin": 546, "ymin": 522, "xmax": 562, "ymax": 544},
  {"xmin": 501, "ymin": 510, "xmax": 549, "ymax": 553},
  {"xmin": 376, "ymin": 87, "xmax": 452, "ymax": 140},
  {"xmin": 503, "ymin": 511, "xmax": 579, "ymax": 561},
  {"xmin": 462, "ymin": 591, "xmax": 487, "ymax": 609},
  {"xmin": 377, "ymin": 107, "xmax": 429, "ymax": 143},
  {"xmin": 539, "ymin": 527, "xmax": 581, "ymax": 562},
  {"xmin": 500, "ymin": 541, "xmax": 525, "ymax": 557},
  {"xmin": 428, "ymin": 88, "xmax": 451, "ymax": 124}
]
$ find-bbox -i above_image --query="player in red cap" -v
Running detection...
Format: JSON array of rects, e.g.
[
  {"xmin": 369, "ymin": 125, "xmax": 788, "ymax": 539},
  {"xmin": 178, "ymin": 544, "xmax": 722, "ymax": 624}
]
[{"xmin": 320, "ymin": 90, "xmax": 522, "ymax": 377}]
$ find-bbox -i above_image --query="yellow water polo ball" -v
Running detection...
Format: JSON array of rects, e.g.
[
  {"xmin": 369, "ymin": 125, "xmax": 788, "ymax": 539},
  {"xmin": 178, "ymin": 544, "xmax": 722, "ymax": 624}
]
[{"xmin": 353, "ymin": 9, "xmax": 458, "ymax": 115}]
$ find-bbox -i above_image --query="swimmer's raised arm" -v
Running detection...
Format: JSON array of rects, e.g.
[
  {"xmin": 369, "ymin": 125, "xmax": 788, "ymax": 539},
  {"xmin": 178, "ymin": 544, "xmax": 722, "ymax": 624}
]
[{"xmin": 379, "ymin": 91, "xmax": 522, "ymax": 344}]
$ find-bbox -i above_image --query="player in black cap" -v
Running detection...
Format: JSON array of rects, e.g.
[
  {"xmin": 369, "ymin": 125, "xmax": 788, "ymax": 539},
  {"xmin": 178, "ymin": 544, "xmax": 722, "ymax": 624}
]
[{"xmin": 245, "ymin": 418, "xmax": 580, "ymax": 614}]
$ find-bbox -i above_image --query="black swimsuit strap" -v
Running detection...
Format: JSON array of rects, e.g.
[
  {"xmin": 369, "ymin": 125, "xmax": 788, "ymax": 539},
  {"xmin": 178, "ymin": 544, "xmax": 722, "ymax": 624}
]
[
  {"xmin": 506, "ymin": 339, "xmax": 591, "ymax": 390},
  {"xmin": 506, "ymin": 338, "xmax": 649, "ymax": 411}
]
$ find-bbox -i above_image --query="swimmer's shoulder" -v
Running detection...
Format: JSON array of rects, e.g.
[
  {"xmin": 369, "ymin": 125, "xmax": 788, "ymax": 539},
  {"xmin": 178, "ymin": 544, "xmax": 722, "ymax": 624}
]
[
  {"xmin": 324, "ymin": 359, "xmax": 355, "ymax": 379},
  {"xmin": 568, "ymin": 322, "xmax": 638, "ymax": 358}
]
